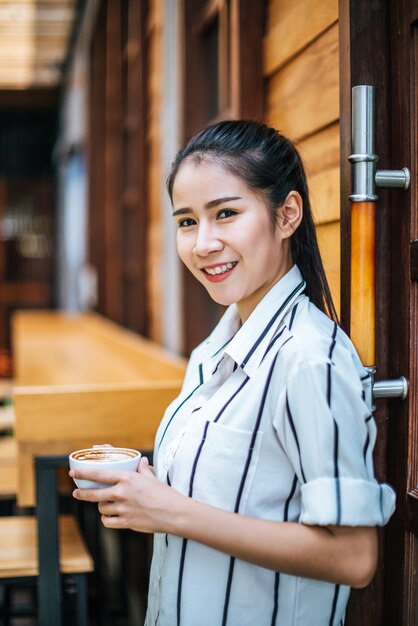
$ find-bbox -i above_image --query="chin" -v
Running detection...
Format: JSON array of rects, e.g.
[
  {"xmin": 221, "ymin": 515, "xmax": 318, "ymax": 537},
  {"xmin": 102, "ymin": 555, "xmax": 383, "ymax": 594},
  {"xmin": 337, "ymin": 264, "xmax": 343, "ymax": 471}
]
[{"xmin": 204, "ymin": 289, "xmax": 236, "ymax": 307}]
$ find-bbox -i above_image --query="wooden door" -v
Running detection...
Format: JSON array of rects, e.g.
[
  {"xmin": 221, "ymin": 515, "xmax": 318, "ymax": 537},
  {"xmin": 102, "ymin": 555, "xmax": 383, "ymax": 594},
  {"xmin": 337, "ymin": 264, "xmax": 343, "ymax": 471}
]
[
  {"xmin": 340, "ymin": 0, "xmax": 418, "ymax": 623},
  {"xmin": 383, "ymin": 1, "xmax": 418, "ymax": 623}
]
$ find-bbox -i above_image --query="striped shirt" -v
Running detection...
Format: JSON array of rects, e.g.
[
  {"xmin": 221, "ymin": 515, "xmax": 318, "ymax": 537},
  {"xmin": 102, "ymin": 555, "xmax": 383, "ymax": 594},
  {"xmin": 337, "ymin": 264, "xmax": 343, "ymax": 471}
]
[{"xmin": 145, "ymin": 265, "xmax": 396, "ymax": 626}]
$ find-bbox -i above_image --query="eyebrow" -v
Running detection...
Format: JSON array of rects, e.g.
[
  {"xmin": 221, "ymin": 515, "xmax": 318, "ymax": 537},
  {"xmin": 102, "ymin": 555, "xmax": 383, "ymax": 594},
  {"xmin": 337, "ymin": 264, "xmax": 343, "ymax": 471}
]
[{"xmin": 172, "ymin": 196, "xmax": 242, "ymax": 216}]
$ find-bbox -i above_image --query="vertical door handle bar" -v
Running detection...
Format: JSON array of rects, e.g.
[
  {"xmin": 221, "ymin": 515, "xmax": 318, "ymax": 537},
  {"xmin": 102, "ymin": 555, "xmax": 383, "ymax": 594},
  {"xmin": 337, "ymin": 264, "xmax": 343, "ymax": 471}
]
[{"xmin": 349, "ymin": 85, "xmax": 409, "ymax": 400}]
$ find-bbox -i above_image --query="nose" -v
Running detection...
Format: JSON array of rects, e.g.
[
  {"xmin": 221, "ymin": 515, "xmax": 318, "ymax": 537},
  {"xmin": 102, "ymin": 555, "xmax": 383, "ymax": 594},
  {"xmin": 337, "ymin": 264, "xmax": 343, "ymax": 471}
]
[{"xmin": 193, "ymin": 222, "xmax": 223, "ymax": 256}]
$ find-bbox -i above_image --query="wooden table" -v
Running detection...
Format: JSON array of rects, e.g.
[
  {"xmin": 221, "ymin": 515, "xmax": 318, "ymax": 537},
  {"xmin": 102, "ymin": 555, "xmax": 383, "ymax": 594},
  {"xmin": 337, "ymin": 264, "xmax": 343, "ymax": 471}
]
[{"xmin": 12, "ymin": 310, "xmax": 187, "ymax": 507}]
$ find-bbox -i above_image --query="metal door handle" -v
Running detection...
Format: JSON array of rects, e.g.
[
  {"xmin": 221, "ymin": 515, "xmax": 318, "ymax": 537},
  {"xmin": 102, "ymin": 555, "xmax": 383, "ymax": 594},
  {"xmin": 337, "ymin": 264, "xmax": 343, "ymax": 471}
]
[
  {"xmin": 373, "ymin": 377, "xmax": 408, "ymax": 400},
  {"xmin": 366, "ymin": 366, "xmax": 409, "ymax": 403},
  {"xmin": 349, "ymin": 85, "xmax": 410, "ymax": 201}
]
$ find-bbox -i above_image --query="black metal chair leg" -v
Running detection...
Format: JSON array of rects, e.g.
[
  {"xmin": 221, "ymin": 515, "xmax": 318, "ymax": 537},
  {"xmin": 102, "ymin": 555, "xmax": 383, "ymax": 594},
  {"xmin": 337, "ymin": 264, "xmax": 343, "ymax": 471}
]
[
  {"xmin": 74, "ymin": 573, "xmax": 88, "ymax": 626},
  {"xmin": 36, "ymin": 457, "xmax": 62, "ymax": 626}
]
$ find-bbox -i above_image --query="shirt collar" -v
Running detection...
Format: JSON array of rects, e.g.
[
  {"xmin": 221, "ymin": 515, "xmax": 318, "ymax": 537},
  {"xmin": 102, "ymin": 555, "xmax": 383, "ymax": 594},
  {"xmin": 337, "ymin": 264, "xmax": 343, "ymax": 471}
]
[
  {"xmin": 196, "ymin": 302, "xmax": 241, "ymax": 363},
  {"xmin": 199, "ymin": 265, "xmax": 306, "ymax": 377}
]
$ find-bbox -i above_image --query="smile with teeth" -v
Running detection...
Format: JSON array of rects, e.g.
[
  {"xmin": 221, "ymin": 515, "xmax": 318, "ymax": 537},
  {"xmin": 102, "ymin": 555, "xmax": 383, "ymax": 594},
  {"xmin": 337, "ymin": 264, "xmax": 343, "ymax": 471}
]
[{"xmin": 203, "ymin": 261, "xmax": 237, "ymax": 275}]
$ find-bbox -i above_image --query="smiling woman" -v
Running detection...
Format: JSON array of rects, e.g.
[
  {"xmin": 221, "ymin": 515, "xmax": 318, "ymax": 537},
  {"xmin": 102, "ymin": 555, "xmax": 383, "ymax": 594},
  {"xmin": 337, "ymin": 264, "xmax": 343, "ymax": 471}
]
[
  {"xmin": 72, "ymin": 120, "xmax": 396, "ymax": 626},
  {"xmin": 172, "ymin": 159, "xmax": 301, "ymax": 322}
]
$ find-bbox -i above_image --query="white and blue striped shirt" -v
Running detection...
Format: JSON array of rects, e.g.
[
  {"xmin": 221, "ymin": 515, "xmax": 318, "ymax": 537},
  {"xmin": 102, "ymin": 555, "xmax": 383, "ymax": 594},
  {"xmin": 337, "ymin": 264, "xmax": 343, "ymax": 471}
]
[{"xmin": 145, "ymin": 265, "xmax": 396, "ymax": 626}]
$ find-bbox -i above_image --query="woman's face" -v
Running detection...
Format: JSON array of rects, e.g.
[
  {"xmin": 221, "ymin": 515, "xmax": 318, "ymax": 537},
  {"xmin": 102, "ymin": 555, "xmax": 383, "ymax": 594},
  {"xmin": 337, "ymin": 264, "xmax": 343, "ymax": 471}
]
[{"xmin": 172, "ymin": 159, "xmax": 295, "ymax": 322}]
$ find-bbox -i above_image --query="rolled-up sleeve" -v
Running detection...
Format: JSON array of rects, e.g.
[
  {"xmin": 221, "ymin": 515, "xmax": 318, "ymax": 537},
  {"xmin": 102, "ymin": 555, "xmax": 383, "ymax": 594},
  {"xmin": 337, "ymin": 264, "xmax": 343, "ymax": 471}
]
[{"xmin": 275, "ymin": 359, "xmax": 396, "ymax": 527}]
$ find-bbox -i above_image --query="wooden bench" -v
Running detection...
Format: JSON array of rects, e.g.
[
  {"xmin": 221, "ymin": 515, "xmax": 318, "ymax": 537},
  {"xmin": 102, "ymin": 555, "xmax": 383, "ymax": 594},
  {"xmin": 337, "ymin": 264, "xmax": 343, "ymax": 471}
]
[
  {"xmin": 11, "ymin": 311, "xmax": 186, "ymax": 624},
  {"xmin": 0, "ymin": 453, "xmax": 95, "ymax": 625},
  {"xmin": 0, "ymin": 515, "xmax": 93, "ymax": 578},
  {"xmin": 0, "ymin": 514, "xmax": 93, "ymax": 624}
]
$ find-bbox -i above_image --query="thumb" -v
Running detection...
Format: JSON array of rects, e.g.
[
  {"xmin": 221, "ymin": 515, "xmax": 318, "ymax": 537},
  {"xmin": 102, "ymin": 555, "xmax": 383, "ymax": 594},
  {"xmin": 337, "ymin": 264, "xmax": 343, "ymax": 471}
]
[{"xmin": 138, "ymin": 456, "xmax": 154, "ymax": 476}]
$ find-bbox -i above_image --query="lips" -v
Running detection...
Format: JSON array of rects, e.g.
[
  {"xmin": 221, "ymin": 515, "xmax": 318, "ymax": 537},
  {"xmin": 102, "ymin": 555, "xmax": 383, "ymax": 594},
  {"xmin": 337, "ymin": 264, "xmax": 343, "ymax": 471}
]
[{"xmin": 200, "ymin": 261, "xmax": 238, "ymax": 282}]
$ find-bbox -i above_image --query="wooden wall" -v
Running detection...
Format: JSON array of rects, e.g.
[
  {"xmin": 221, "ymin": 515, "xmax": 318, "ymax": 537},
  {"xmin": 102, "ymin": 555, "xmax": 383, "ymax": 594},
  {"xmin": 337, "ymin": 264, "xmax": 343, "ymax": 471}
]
[
  {"xmin": 144, "ymin": 0, "xmax": 341, "ymax": 347},
  {"xmin": 146, "ymin": 0, "xmax": 164, "ymax": 343},
  {"xmin": 264, "ymin": 0, "xmax": 340, "ymax": 312}
]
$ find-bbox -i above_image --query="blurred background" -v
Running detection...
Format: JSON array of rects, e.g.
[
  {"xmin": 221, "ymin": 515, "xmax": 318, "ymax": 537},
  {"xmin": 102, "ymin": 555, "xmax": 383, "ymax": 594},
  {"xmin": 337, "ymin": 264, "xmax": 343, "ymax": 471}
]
[
  {"xmin": 2, "ymin": 1, "xmax": 417, "ymax": 625},
  {"xmin": 0, "ymin": 0, "xmax": 341, "ymax": 378},
  {"xmin": 0, "ymin": 1, "xmax": 341, "ymax": 624}
]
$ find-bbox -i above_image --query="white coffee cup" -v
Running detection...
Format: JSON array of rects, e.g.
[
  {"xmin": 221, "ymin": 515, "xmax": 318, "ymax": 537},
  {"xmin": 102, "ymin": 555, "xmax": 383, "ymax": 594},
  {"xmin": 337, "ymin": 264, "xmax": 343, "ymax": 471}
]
[{"xmin": 69, "ymin": 447, "xmax": 141, "ymax": 489}]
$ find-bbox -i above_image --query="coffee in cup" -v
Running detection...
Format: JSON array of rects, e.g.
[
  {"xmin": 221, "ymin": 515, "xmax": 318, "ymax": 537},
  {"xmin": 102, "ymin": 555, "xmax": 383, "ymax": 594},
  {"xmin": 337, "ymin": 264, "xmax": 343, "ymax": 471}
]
[{"xmin": 69, "ymin": 447, "xmax": 141, "ymax": 489}]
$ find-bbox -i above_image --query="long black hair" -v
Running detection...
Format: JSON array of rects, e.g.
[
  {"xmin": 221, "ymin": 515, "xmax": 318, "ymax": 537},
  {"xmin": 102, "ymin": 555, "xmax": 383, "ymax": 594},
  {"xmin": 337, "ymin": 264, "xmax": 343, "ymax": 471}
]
[{"xmin": 167, "ymin": 119, "xmax": 338, "ymax": 323}]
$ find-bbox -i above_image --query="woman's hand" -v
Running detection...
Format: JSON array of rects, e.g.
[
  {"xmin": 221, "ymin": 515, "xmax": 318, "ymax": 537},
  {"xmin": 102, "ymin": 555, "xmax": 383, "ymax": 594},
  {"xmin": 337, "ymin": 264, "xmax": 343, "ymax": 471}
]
[
  {"xmin": 71, "ymin": 459, "xmax": 377, "ymax": 588},
  {"xmin": 70, "ymin": 457, "xmax": 185, "ymax": 533}
]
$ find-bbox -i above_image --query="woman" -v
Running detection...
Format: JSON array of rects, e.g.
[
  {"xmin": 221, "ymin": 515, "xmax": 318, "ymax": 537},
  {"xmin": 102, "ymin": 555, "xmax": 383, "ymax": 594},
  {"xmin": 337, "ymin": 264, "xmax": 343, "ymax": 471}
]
[{"xmin": 71, "ymin": 120, "xmax": 396, "ymax": 626}]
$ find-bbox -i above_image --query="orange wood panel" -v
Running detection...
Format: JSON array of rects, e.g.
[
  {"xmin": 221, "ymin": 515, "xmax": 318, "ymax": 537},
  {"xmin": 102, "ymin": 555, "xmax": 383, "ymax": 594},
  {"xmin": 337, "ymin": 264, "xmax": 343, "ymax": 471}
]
[
  {"xmin": 309, "ymin": 166, "xmax": 340, "ymax": 225},
  {"xmin": 296, "ymin": 122, "xmax": 340, "ymax": 177},
  {"xmin": 316, "ymin": 221, "xmax": 340, "ymax": 315},
  {"xmin": 264, "ymin": 0, "xmax": 338, "ymax": 76},
  {"xmin": 266, "ymin": 23, "xmax": 339, "ymax": 142}
]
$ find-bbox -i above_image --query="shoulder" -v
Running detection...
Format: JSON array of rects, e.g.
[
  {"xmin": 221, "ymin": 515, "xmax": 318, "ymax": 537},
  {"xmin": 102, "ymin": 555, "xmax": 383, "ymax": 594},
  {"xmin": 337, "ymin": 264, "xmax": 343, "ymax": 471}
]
[
  {"xmin": 276, "ymin": 297, "xmax": 369, "ymax": 385},
  {"xmin": 270, "ymin": 301, "xmax": 373, "ymax": 421}
]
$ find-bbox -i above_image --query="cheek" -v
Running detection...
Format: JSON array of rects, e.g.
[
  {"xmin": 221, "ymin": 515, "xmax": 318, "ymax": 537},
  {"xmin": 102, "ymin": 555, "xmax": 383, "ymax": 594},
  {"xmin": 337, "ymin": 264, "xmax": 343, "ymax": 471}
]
[{"xmin": 176, "ymin": 234, "xmax": 194, "ymax": 267}]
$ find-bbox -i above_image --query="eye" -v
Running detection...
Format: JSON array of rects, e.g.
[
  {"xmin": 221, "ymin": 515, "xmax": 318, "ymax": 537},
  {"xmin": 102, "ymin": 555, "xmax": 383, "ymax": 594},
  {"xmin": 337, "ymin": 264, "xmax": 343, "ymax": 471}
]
[
  {"xmin": 177, "ymin": 217, "xmax": 196, "ymax": 228},
  {"xmin": 217, "ymin": 209, "xmax": 237, "ymax": 219}
]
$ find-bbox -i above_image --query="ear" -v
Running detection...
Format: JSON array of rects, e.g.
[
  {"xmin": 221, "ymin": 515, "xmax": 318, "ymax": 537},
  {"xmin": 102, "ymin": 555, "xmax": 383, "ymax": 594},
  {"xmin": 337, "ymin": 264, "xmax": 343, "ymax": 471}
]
[{"xmin": 279, "ymin": 191, "xmax": 303, "ymax": 238}]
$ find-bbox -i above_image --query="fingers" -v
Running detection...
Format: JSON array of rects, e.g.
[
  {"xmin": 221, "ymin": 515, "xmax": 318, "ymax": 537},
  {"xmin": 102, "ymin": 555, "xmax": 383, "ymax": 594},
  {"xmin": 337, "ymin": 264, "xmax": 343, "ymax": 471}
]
[
  {"xmin": 100, "ymin": 514, "xmax": 152, "ymax": 534},
  {"xmin": 98, "ymin": 500, "xmax": 117, "ymax": 515},
  {"xmin": 69, "ymin": 467, "xmax": 124, "ymax": 485},
  {"xmin": 101, "ymin": 514, "xmax": 126, "ymax": 529},
  {"xmin": 73, "ymin": 486, "xmax": 116, "ymax": 502}
]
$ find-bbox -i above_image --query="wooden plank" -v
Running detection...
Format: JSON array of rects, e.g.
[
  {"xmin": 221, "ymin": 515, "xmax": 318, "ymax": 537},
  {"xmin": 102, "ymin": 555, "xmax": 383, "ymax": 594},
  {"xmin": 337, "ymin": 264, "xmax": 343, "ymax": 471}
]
[
  {"xmin": 266, "ymin": 24, "xmax": 339, "ymax": 142},
  {"xmin": 0, "ymin": 515, "xmax": 93, "ymax": 577},
  {"xmin": 12, "ymin": 312, "xmax": 186, "ymax": 386},
  {"xmin": 0, "ymin": 436, "xmax": 17, "ymax": 465},
  {"xmin": 316, "ymin": 221, "xmax": 340, "ymax": 314},
  {"xmin": 309, "ymin": 166, "xmax": 340, "ymax": 225},
  {"xmin": 0, "ymin": 48, "xmax": 69, "ymax": 63},
  {"xmin": 0, "ymin": 436, "xmax": 17, "ymax": 497},
  {"xmin": 122, "ymin": 0, "xmax": 148, "ymax": 336},
  {"xmin": 14, "ymin": 382, "xmax": 182, "ymax": 506},
  {"xmin": 264, "ymin": 0, "xmax": 338, "ymax": 76},
  {"xmin": 296, "ymin": 122, "xmax": 340, "ymax": 177},
  {"xmin": 147, "ymin": 0, "xmax": 164, "ymax": 343},
  {"xmin": 104, "ymin": 0, "xmax": 124, "ymax": 323},
  {"xmin": 0, "ymin": 26, "xmax": 72, "ymax": 38},
  {"xmin": 230, "ymin": 0, "xmax": 264, "ymax": 119},
  {"xmin": 0, "ymin": 465, "xmax": 17, "ymax": 498},
  {"xmin": 411, "ymin": 240, "xmax": 418, "ymax": 280},
  {"xmin": 14, "ymin": 383, "xmax": 181, "ymax": 442},
  {"xmin": 0, "ymin": 0, "xmax": 76, "ymax": 89},
  {"xmin": 0, "ymin": 70, "xmax": 61, "ymax": 88},
  {"xmin": 407, "ymin": 490, "xmax": 418, "ymax": 535}
]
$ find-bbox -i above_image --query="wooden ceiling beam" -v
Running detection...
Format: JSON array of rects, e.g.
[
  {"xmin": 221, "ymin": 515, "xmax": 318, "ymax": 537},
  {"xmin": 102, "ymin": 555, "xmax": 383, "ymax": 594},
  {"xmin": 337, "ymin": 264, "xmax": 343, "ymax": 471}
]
[{"xmin": 0, "ymin": 0, "xmax": 77, "ymax": 89}]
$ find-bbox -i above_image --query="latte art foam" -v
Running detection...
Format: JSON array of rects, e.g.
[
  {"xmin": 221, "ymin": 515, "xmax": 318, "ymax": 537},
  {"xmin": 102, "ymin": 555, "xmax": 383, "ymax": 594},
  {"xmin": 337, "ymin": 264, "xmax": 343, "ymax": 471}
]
[{"xmin": 73, "ymin": 449, "xmax": 138, "ymax": 462}]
